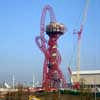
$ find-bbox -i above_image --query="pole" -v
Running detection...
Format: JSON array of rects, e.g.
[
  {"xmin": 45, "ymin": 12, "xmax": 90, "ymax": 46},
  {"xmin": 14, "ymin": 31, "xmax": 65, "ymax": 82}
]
[
  {"xmin": 12, "ymin": 75, "xmax": 15, "ymax": 89},
  {"xmin": 32, "ymin": 74, "xmax": 35, "ymax": 88},
  {"xmin": 94, "ymin": 78, "xmax": 96, "ymax": 100},
  {"xmin": 77, "ymin": 36, "xmax": 81, "ymax": 82}
]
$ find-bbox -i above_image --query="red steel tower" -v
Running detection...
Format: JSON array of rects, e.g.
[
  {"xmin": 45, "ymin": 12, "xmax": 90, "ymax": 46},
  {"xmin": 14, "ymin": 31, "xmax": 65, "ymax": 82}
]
[{"xmin": 36, "ymin": 5, "xmax": 67, "ymax": 90}]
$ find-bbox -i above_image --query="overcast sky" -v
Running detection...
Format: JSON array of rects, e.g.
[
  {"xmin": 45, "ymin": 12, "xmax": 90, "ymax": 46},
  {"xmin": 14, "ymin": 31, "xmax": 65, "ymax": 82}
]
[{"xmin": 0, "ymin": 0, "xmax": 100, "ymax": 83}]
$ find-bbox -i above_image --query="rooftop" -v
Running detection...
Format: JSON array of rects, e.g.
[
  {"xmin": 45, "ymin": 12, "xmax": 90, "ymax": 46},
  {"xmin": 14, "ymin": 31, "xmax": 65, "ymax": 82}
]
[{"xmin": 72, "ymin": 70, "xmax": 100, "ymax": 75}]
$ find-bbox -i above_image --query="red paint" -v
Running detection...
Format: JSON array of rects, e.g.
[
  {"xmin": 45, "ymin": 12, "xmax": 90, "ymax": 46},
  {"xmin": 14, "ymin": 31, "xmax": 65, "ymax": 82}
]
[{"xmin": 35, "ymin": 5, "xmax": 67, "ymax": 91}]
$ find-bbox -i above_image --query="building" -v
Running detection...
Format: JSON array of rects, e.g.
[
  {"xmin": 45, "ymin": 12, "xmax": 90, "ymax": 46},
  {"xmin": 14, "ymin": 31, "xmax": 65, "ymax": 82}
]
[{"xmin": 71, "ymin": 70, "xmax": 100, "ymax": 87}]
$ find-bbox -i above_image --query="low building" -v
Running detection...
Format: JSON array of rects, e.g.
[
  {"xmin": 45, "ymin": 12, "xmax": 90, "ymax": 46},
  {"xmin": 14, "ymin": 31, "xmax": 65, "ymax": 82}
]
[{"xmin": 71, "ymin": 70, "xmax": 100, "ymax": 87}]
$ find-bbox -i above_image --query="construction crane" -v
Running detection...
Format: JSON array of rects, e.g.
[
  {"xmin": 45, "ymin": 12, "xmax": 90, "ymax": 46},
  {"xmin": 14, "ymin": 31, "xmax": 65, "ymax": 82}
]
[
  {"xmin": 67, "ymin": 0, "xmax": 90, "ymax": 89},
  {"xmin": 74, "ymin": 0, "xmax": 90, "ymax": 83},
  {"xmin": 35, "ymin": 5, "xmax": 67, "ymax": 91}
]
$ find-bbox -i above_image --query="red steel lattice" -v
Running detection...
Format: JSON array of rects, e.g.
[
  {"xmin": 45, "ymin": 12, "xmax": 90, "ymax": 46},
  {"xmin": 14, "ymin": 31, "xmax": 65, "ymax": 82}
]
[{"xmin": 35, "ymin": 5, "xmax": 67, "ymax": 90}]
